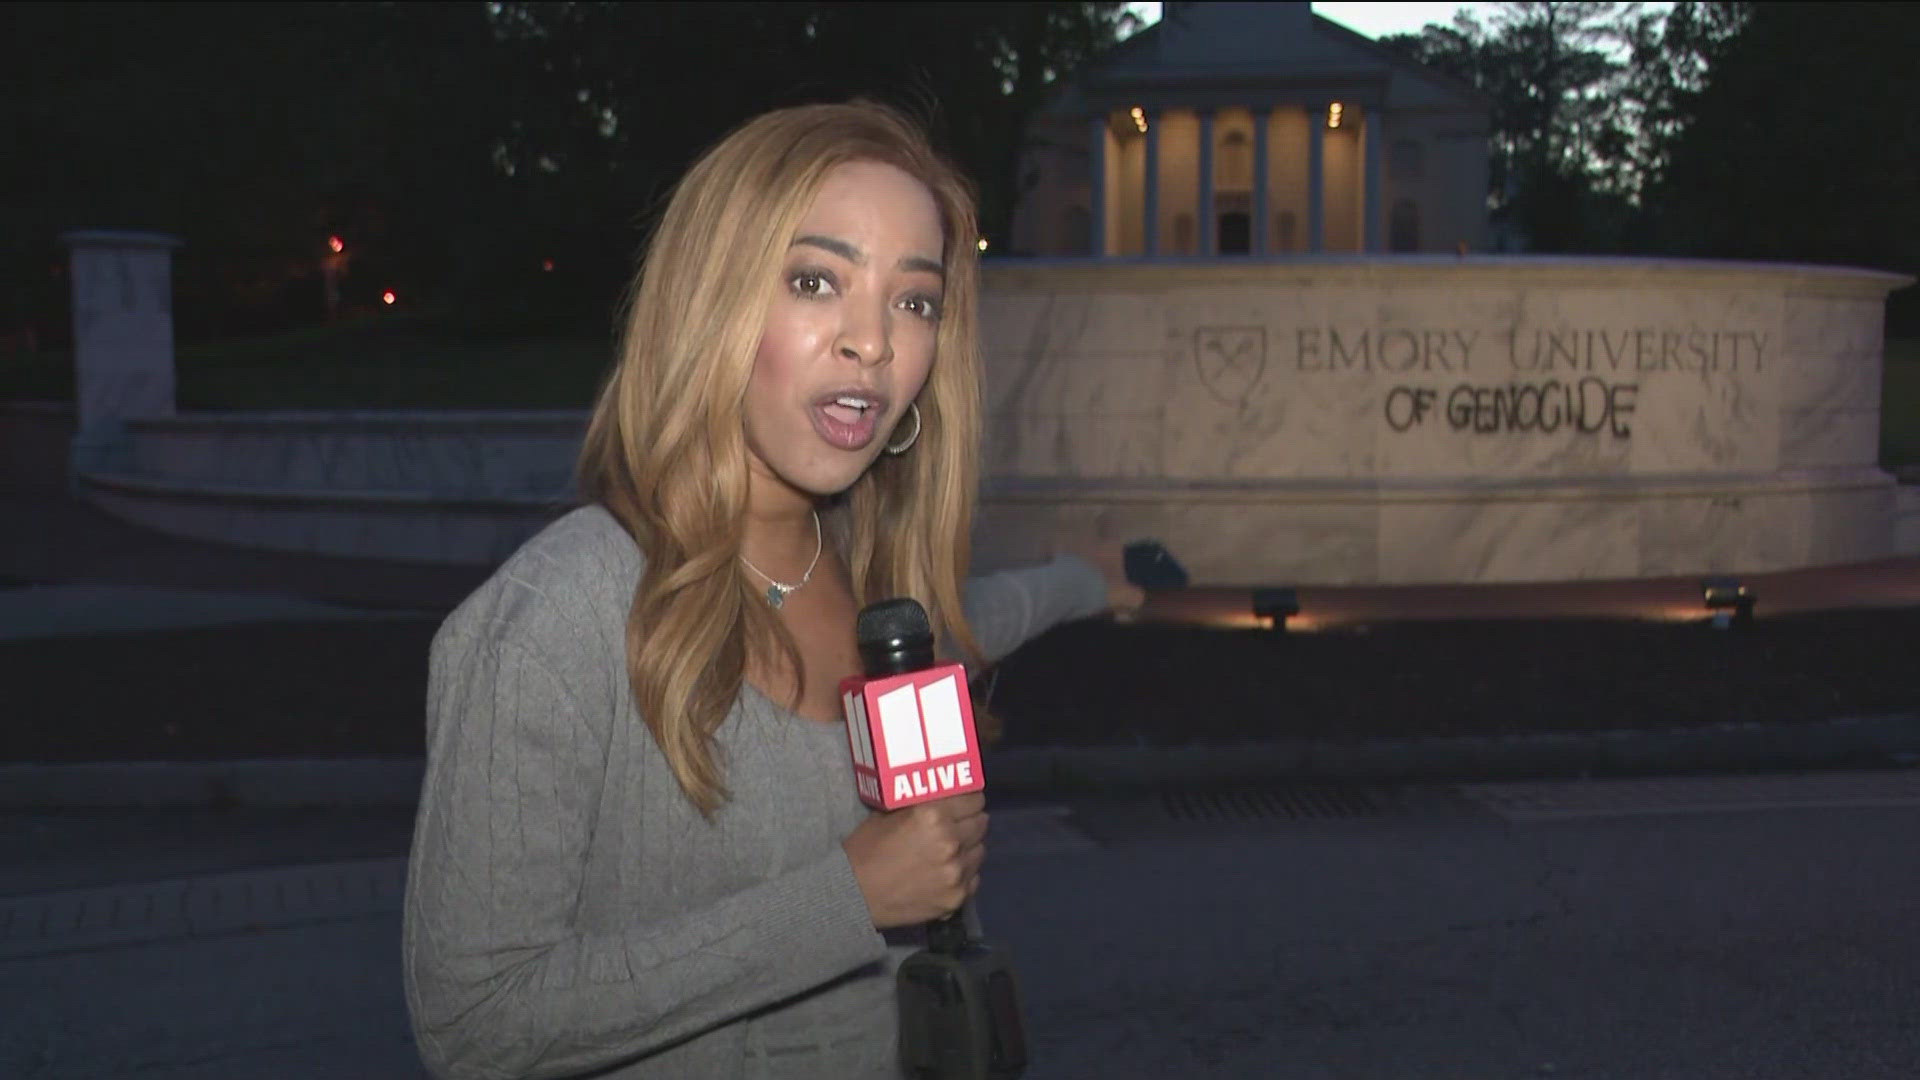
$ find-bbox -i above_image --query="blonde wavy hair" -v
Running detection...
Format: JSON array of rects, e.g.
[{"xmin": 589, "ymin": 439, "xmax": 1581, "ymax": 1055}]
[{"xmin": 578, "ymin": 101, "xmax": 984, "ymax": 815}]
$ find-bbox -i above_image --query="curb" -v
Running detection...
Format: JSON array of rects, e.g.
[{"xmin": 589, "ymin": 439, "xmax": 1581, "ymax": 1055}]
[
  {"xmin": 2, "ymin": 715, "xmax": 1915, "ymax": 809},
  {"xmin": 0, "ymin": 758, "xmax": 426, "ymax": 809},
  {"xmin": 986, "ymin": 714, "xmax": 1920, "ymax": 794}
]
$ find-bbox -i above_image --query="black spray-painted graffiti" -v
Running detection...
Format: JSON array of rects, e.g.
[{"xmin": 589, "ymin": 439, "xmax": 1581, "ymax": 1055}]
[{"xmin": 1386, "ymin": 378, "xmax": 1638, "ymax": 438}]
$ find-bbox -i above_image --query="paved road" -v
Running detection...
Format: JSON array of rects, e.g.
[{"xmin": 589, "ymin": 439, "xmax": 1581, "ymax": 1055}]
[{"xmin": 5, "ymin": 772, "xmax": 1919, "ymax": 1079}]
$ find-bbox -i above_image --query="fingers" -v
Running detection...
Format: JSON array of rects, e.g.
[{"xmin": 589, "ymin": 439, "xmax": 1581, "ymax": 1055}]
[
  {"xmin": 955, "ymin": 809, "xmax": 988, "ymax": 906},
  {"xmin": 952, "ymin": 807, "xmax": 989, "ymax": 851},
  {"xmin": 961, "ymin": 831, "xmax": 986, "ymax": 879},
  {"xmin": 929, "ymin": 792, "xmax": 986, "ymax": 819},
  {"xmin": 934, "ymin": 838, "xmax": 986, "ymax": 916},
  {"xmin": 846, "ymin": 796, "xmax": 992, "ymax": 927},
  {"xmin": 918, "ymin": 798, "xmax": 988, "ymax": 902},
  {"xmin": 916, "ymin": 798, "xmax": 987, "ymax": 853}
]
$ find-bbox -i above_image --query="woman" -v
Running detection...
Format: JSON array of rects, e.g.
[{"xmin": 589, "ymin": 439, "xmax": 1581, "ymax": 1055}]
[{"xmin": 402, "ymin": 101, "xmax": 1138, "ymax": 1079}]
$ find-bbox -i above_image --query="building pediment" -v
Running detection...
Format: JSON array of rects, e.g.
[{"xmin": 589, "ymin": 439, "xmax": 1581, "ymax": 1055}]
[{"xmin": 1079, "ymin": 2, "xmax": 1487, "ymax": 113}]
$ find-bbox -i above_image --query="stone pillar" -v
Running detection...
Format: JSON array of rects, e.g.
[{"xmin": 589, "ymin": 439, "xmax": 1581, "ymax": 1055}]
[
  {"xmin": 1364, "ymin": 107, "xmax": 1385, "ymax": 253},
  {"xmin": 1197, "ymin": 110, "xmax": 1215, "ymax": 256},
  {"xmin": 1252, "ymin": 107, "xmax": 1271, "ymax": 256},
  {"xmin": 1143, "ymin": 110, "xmax": 1161, "ymax": 257},
  {"xmin": 1088, "ymin": 116, "xmax": 1108, "ymax": 257},
  {"xmin": 62, "ymin": 230, "xmax": 182, "ymax": 479},
  {"xmin": 1308, "ymin": 106, "xmax": 1326, "ymax": 254}
]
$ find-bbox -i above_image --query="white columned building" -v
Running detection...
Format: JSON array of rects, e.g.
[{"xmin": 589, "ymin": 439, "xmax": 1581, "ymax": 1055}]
[
  {"xmin": 1012, "ymin": 2, "xmax": 1491, "ymax": 259},
  {"xmin": 973, "ymin": 4, "xmax": 1914, "ymax": 591}
]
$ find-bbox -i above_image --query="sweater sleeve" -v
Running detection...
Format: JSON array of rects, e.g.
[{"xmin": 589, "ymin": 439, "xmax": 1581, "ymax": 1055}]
[
  {"xmin": 403, "ymin": 627, "xmax": 886, "ymax": 1080},
  {"xmin": 962, "ymin": 554, "xmax": 1111, "ymax": 665}
]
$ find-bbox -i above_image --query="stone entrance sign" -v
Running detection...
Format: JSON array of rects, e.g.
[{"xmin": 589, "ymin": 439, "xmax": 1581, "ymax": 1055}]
[{"xmin": 973, "ymin": 258, "xmax": 1911, "ymax": 584}]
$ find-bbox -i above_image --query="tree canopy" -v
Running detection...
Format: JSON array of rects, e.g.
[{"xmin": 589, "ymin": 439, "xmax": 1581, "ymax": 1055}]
[
  {"xmin": 1381, "ymin": 0, "xmax": 1920, "ymax": 329},
  {"xmin": 2, "ymin": 2, "xmax": 1134, "ymax": 339},
  {"xmin": 1379, "ymin": 1, "xmax": 1743, "ymax": 253},
  {"xmin": 7, "ymin": 2, "xmax": 1916, "ymax": 339}
]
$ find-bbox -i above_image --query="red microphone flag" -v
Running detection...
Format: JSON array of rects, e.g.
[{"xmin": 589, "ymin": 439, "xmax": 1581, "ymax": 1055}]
[{"xmin": 840, "ymin": 662, "xmax": 985, "ymax": 810}]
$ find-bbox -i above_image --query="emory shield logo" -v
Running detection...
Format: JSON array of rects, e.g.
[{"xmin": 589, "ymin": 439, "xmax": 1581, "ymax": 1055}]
[{"xmin": 1194, "ymin": 326, "xmax": 1267, "ymax": 405}]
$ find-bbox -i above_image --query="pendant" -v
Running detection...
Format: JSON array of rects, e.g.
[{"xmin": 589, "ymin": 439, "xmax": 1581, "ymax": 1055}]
[{"xmin": 766, "ymin": 583, "xmax": 788, "ymax": 608}]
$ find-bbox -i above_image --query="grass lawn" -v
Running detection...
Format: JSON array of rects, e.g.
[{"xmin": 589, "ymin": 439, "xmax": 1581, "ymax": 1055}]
[
  {"xmin": 4, "ymin": 312, "xmax": 615, "ymax": 411},
  {"xmin": 3, "ymin": 344, "xmax": 71, "ymax": 403},
  {"xmin": 170, "ymin": 314, "xmax": 615, "ymax": 410}
]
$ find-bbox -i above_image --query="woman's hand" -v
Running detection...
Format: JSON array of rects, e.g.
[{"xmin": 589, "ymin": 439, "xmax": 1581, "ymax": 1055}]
[
  {"xmin": 842, "ymin": 793, "xmax": 988, "ymax": 928},
  {"xmin": 1055, "ymin": 540, "xmax": 1147, "ymax": 619}
]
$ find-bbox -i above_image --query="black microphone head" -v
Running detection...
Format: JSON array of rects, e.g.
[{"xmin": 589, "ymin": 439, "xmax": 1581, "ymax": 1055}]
[
  {"xmin": 856, "ymin": 597, "xmax": 931, "ymax": 646},
  {"xmin": 856, "ymin": 597, "xmax": 934, "ymax": 676}
]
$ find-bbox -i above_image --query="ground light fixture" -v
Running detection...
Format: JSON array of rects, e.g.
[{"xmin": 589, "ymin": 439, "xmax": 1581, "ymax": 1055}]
[
  {"xmin": 1700, "ymin": 576, "xmax": 1755, "ymax": 628},
  {"xmin": 1251, "ymin": 587, "xmax": 1300, "ymax": 631}
]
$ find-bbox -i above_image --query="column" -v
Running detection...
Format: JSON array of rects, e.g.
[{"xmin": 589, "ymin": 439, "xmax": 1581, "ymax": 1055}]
[
  {"xmin": 61, "ymin": 230, "xmax": 182, "ymax": 480},
  {"xmin": 1197, "ymin": 109, "xmax": 1215, "ymax": 256},
  {"xmin": 1089, "ymin": 115, "xmax": 1108, "ymax": 257},
  {"xmin": 1364, "ymin": 107, "xmax": 1384, "ymax": 253},
  {"xmin": 1143, "ymin": 109, "xmax": 1160, "ymax": 257},
  {"xmin": 1307, "ymin": 105, "xmax": 1326, "ymax": 254},
  {"xmin": 1252, "ymin": 107, "xmax": 1271, "ymax": 255}
]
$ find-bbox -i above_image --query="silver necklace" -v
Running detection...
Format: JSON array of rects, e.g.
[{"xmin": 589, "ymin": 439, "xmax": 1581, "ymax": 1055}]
[{"xmin": 739, "ymin": 510, "xmax": 821, "ymax": 608}]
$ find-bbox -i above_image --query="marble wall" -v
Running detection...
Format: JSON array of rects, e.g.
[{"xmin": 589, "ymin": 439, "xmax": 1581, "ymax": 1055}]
[
  {"xmin": 974, "ymin": 258, "xmax": 1913, "ymax": 583},
  {"xmin": 80, "ymin": 471, "xmax": 563, "ymax": 566},
  {"xmin": 124, "ymin": 412, "xmax": 585, "ymax": 500},
  {"xmin": 63, "ymin": 231, "xmax": 181, "ymax": 476},
  {"xmin": 54, "ymin": 228, "xmax": 592, "ymax": 565},
  {"xmin": 60, "ymin": 249, "xmax": 1915, "ymax": 575},
  {"xmin": 78, "ymin": 412, "xmax": 587, "ymax": 565}
]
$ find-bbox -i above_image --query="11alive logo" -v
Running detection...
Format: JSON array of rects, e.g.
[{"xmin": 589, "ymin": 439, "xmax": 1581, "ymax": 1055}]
[{"xmin": 839, "ymin": 663, "xmax": 985, "ymax": 810}]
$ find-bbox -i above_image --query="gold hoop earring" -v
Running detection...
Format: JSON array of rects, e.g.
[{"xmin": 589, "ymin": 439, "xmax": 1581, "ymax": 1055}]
[{"xmin": 885, "ymin": 401, "xmax": 921, "ymax": 455}]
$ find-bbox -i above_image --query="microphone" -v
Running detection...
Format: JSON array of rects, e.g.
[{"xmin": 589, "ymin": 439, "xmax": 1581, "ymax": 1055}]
[
  {"xmin": 842, "ymin": 597, "xmax": 1027, "ymax": 1080},
  {"xmin": 841, "ymin": 598, "xmax": 986, "ymax": 813}
]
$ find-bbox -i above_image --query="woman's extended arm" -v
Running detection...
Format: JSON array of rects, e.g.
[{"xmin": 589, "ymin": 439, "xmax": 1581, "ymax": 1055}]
[{"xmin": 961, "ymin": 552, "xmax": 1117, "ymax": 664}]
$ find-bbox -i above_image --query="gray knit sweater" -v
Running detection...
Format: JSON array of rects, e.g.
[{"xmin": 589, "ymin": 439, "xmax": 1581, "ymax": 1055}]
[{"xmin": 403, "ymin": 504, "xmax": 1108, "ymax": 1079}]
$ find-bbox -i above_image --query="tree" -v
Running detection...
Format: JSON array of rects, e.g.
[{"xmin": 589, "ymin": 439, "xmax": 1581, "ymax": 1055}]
[
  {"xmin": 1615, "ymin": 3, "xmax": 1745, "ymax": 197},
  {"xmin": 1653, "ymin": 4, "xmax": 1920, "ymax": 270},
  {"xmin": 1609, "ymin": 2, "xmax": 1748, "ymax": 249},
  {"xmin": 0, "ymin": 3, "xmax": 511, "ymax": 337},
  {"xmin": 482, "ymin": 3, "xmax": 1133, "ymax": 280},
  {"xmin": 5, "ymin": 3, "xmax": 1135, "ymax": 341},
  {"xmin": 1381, "ymin": 3, "xmax": 1643, "ymax": 251}
]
